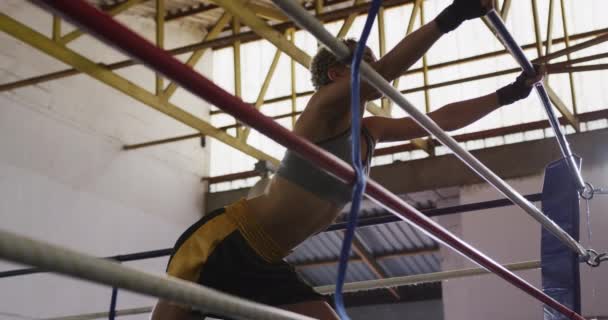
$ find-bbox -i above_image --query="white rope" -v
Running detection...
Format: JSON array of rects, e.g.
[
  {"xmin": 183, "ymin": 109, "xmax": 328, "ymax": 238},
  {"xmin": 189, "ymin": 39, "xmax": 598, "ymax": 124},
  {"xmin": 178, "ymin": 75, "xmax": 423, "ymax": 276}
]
[
  {"xmin": 38, "ymin": 260, "xmax": 541, "ymax": 320},
  {"xmin": 315, "ymin": 260, "xmax": 541, "ymax": 294},
  {"xmin": 0, "ymin": 229, "xmax": 313, "ymax": 320},
  {"xmin": 43, "ymin": 307, "xmax": 152, "ymax": 320},
  {"xmin": 270, "ymin": 0, "xmax": 587, "ymax": 259}
]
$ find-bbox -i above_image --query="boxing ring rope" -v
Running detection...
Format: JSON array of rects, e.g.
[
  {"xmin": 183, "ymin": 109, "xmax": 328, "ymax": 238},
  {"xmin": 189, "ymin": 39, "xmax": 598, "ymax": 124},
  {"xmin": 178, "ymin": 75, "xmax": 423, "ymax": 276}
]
[
  {"xmin": 44, "ymin": 307, "xmax": 154, "ymax": 320},
  {"xmin": 315, "ymin": 260, "xmax": 541, "ymax": 294},
  {"xmin": 270, "ymin": 0, "xmax": 588, "ymax": 260},
  {"xmin": 484, "ymin": 11, "xmax": 587, "ymax": 193},
  {"xmin": 0, "ymin": 230, "xmax": 313, "ymax": 320},
  {"xmin": 0, "ymin": 192, "xmax": 545, "ymax": 279},
  {"xmin": 0, "ymin": 1, "xmax": 586, "ymax": 319},
  {"xmin": 40, "ymin": 260, "xmax": 541, "ymax": 320}
]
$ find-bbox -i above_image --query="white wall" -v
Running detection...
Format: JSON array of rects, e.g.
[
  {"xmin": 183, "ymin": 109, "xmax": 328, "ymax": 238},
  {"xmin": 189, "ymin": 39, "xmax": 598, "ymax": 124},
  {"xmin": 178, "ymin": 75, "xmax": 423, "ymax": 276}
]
[
  {"xmin": 441, "ymin": 163, "xmax": 608, "ymax": 319},
  {"xmin": 0, "ymin": 2, "xmax": 213, "ymax": 319}
]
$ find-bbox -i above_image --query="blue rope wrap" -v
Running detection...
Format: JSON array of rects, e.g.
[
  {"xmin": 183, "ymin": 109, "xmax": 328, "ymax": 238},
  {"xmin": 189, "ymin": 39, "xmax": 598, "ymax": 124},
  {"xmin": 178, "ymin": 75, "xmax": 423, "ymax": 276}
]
[
  {"xmin": 334, "ymin": 1, "xmax": 383, "ymax": 319},
  {"xmin": 109, "ymin": 287, "xmax": 118, "ymax": 320}
]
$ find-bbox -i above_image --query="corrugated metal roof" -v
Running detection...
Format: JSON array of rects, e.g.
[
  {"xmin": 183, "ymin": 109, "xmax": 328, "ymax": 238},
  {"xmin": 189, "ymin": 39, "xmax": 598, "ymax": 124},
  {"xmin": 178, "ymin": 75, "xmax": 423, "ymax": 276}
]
[{"xmin": 287, "ymin": 188, "xmax": 457, "ymax": 288}]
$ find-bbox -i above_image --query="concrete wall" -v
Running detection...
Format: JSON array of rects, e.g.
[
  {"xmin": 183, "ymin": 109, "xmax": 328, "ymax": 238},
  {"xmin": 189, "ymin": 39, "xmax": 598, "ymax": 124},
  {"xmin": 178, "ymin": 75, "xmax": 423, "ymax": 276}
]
[
  {"xmin": 441, "ymin": 161, "xmax": 608, "ymax": 319},
  {"xmin": 0, "ymin": 2, "xmax": 212, "ymax": 319}
]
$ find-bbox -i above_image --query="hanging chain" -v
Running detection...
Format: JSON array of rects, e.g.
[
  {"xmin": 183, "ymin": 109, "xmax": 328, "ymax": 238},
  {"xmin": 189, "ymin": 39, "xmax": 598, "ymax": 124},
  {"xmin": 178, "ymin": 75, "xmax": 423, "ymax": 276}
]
[{"xmin": 585, "ymin": 197, "xmax": 593, "ymax": 246}]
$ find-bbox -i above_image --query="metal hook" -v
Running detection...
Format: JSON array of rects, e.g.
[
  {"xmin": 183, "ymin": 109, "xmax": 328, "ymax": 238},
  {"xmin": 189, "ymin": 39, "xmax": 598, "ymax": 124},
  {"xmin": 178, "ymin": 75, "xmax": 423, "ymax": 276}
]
[
  {"xmin": 585, "ymin": 249, "xmax": 608, "ymax": 267},
  {"xmin": 581, "ymin": 182, "xmax": 595, "ymax": 200}
]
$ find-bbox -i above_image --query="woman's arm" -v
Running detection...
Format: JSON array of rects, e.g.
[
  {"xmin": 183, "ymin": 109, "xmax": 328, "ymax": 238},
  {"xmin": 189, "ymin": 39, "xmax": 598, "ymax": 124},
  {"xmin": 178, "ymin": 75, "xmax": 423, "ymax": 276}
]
[
  {"xmin": 363, "ymin": 92, "xmax": 499, "ymax": 142},
  {"xmin": 316, "ymin": 19, "xmax": 445, "ymax": 111},
  {"xmin": 310, "ymin": 0, "xmax": 491, "ymax": 118},
  {"xmin": 363, "ymin": 68, "xmax": 544, "ymax": 143}
]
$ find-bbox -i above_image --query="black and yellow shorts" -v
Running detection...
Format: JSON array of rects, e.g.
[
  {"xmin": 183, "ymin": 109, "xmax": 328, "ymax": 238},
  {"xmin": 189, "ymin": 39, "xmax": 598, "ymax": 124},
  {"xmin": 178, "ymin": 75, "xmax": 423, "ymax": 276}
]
[{"xmin": 166, "ymin": 199, "xmax": 324, "ymax": 308}]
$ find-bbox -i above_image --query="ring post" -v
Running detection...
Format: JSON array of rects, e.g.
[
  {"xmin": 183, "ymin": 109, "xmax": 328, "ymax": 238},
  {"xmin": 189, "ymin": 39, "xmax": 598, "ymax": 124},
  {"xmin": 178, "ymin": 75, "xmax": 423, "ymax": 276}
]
[{"xmin": 484, "ymin": 10, "xmax": 586, "ymax": 193}]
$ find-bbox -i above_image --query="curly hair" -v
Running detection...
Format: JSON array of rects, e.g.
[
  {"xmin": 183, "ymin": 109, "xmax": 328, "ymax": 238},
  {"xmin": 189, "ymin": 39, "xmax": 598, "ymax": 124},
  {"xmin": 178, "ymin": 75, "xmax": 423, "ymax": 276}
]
[{"xmin": 309, "ymin": 39, "xmax": 358, "ymax": 90}]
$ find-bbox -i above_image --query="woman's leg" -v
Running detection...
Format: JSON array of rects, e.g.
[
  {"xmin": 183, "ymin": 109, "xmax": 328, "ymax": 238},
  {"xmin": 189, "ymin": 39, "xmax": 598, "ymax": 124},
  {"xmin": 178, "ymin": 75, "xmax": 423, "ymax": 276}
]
[{"xmin": 280, "ymin": 300, "xmax": 340, "ymax": 320}]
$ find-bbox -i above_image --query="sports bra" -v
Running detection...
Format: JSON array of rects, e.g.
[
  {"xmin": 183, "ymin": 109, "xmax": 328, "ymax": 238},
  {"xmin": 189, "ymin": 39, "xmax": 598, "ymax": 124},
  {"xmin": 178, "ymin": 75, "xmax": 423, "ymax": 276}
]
[{"xmin": 275, "ymin": 127, "xmax": 376, "ymax": 206}]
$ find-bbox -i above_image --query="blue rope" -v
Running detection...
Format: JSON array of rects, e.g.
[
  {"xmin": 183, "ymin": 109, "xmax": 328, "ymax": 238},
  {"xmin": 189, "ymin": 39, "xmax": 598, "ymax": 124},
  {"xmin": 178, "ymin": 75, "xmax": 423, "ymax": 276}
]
[
  {"xmin": 109, "ymin": 287, "xmax": 118, "ymax": 320},
  {"xmin": 334, "ymin": 1, "xmax": 383, "ymax": 319}
]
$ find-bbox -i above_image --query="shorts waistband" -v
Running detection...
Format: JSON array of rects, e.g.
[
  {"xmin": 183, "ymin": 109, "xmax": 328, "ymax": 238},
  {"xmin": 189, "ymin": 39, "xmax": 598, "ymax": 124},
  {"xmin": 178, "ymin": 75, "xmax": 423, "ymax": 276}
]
[{"xmin": 224, "ymin": 198, "xmax": 289, "ymax": 263}]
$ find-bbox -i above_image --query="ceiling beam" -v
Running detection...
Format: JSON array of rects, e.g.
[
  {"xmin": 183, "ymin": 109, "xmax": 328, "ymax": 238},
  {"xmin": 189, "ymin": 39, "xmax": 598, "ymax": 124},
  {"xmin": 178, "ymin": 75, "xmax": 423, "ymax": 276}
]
[
  {"xmin": 162, "ymin": 12, "xmax": 233, "ymax": 100},
  {"xmin": 0, "ymin": 12, "xmax": 279, "ymax": 165},
  {"xmin": 60, "ymin": 0, "xmax": 147, "ymax": 44},
  {"xmin": 165, "ymin": 2, "xmax": 219, "ymax": 21},
  {"xmin": 164, "ymin": 0, "xmax": 353, "ymax": 22},
  {"xmin": 212, "ymin": 0, "xmax": 311, "ymax": 66},
  {"xmin": 350, "ymin": 235, "xmax": 401, "ymax": 300},
  {"xmin": 3, "ymin": 13, "xmax": 606, "ymax": 93},
  {"xmin": 203, "ymin": 109, "xmax": 608, "ymax": 185}
]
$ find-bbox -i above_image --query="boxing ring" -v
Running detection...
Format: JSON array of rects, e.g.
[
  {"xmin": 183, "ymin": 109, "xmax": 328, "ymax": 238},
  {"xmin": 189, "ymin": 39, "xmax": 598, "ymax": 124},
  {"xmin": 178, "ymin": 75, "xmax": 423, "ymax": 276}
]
[{"xmin": 0, "ymin": 1, "xmax": 606, "ymax": 319}]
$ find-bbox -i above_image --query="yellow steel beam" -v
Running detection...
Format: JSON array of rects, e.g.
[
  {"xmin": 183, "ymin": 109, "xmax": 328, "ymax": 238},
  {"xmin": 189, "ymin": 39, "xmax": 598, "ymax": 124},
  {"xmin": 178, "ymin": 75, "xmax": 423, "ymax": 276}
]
[
  {"xmin": 385, "ymin": 0, "xmax": 431, "ymax": 155},
  {"xmin": 212, "ymin": 0, "xmax": 310, "ymax": 67},
  {"xmin": 59, "ymin": 0, "xmax": 146, "ymax": 45},
  {"xmin": 378, "ymin": 7, "xmax": 390, "ymax": 112},
  {"xmin": 162, "ymin": 12, "xmax": 232, "ymax": 100},
  {"xmin": 419, "ymin": 1, "xmax": 430, "ymax": 113},
  {"xmin": 378, "ymin": 7, "xmax": 387, "ymax": 57},
  {"xmin": 315, "ymin": 0, "xmax": 324, "ymax": 15},
  {"xmin": 391, "ymin": 0, "xmax": 421, "ymax": 92},
  {"xmin": 417, "ymin": 1, "xmax": 434, "ymax": 156},
  {"xmin": 247, "ymin": 3, "xmax": 288, "ymax": 22},
  {"xmin": 155, "ymin": 0, "xmax": 165, "ymax": 95},
  {"xmin": 0, "ymin": 12, "xmax": 279, "ymax": 165},
  {"xmin": 544, "ymin": 81, "xmax": 580, "ymax": 132},
  {"xmin": 233, "ymin": 18, "xmax": 242, "ymax": 99},
  {"xmin": 545, "ymin": 0, "xmax": 555, "ymax": 55},
  {"xmin": 233, "ymin": 17, "xmax": 242, "ymax": 138},
  {"xmin": 541, "ymin": 0, "xmax": 579, "ymax": 131},
  {"xmin": 500, "ymin": 0, "xmax": 512, "ymax": 20},
  {"xmin": 531, "ymin": 0, "xmax": 543, "ymax": 58},
  {"xmin": 239, "ymin": 48, "xmax": 283, "ymax": 141},
  {"xmin": 212, "ymin": 0, "xmax": 388, "ymax": 117},
  {"xmin": 52, "ymin": 15, "xmax": 61, "ymax": 41},
  {"xmin": 337, "ymin": 0, "xmax": 366, "ymax": 38},
  {"xmin": 559, "ymin": 0, "xmax": 577, "ymax": 114}
]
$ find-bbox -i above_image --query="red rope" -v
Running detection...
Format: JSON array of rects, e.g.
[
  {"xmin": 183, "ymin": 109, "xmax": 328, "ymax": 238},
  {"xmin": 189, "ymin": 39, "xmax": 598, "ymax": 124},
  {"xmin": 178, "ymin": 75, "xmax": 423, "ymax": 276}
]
[{"xmin": 31, "ymin": 1, "xmax": 585, "ymax": 319}]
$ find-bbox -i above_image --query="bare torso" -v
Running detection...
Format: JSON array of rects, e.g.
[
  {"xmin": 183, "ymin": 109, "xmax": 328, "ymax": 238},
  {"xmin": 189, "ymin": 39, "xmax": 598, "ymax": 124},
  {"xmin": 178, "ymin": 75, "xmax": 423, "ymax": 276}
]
[{"xmin": 244, "ymin": 90, "xmax": 373, "ymax": 253}]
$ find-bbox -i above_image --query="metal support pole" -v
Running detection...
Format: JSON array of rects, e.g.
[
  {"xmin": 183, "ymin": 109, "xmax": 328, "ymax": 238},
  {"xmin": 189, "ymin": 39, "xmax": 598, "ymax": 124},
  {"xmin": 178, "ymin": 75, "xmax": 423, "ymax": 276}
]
[{"xmin": 485, "ymin": 11, "xmax": 586, "ymax": 193}]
